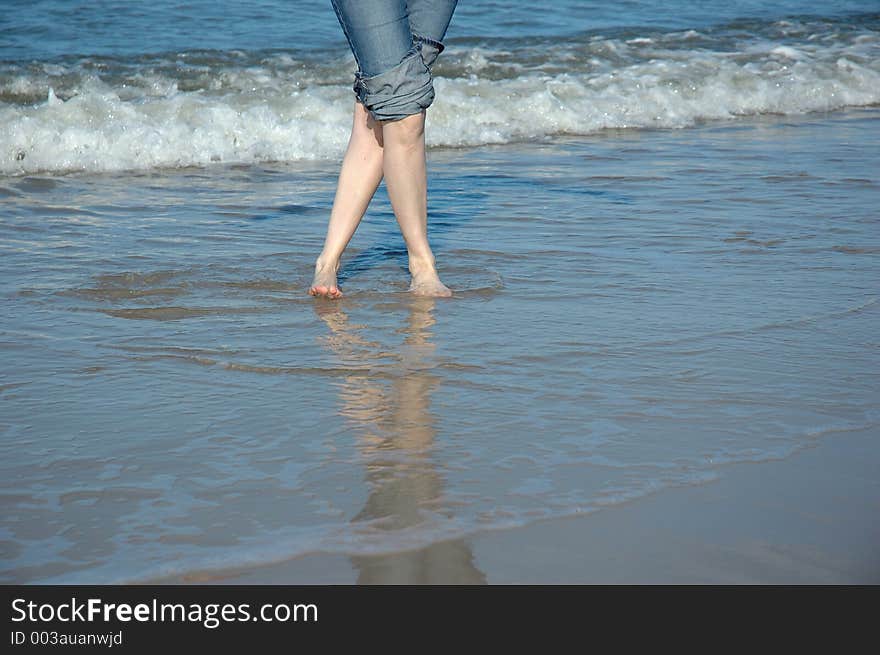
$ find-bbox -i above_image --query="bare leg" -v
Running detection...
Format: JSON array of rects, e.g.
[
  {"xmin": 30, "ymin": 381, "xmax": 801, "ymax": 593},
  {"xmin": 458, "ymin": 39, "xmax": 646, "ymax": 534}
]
[
  {"xmin": 382, "ymin": 111, "xmax": 452, "ymax": 297},
  {"xmin": 310, "ymin": 101, "xmax": 385, "ymax": 299}
]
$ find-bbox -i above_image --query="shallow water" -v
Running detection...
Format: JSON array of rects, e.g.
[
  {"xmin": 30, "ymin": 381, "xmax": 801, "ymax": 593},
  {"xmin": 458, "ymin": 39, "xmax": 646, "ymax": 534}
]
[
  {"xmin": 2, "ymin": 0, "xmax": 879, "ymax": 582},
  {"xmin": 2, "ymin": 106, "xmax": 878, "ymax": 582}
]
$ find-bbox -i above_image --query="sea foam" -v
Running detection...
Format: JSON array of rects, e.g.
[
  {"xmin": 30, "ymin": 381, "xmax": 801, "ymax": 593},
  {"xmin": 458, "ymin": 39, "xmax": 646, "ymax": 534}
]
[{"xmin": 2, "ymin": 18, "xmax": 878, "ymax": 175}]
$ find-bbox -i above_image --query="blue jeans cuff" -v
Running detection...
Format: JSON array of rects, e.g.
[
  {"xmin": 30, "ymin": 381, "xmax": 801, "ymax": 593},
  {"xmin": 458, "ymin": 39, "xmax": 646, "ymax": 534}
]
[
  {"xmin": 352, "ymin": 43, "xmax": 435, "ymax": 122},
  {"xmin": 412, "ymin": 32, "xmax": 445, "ymax": 70}
]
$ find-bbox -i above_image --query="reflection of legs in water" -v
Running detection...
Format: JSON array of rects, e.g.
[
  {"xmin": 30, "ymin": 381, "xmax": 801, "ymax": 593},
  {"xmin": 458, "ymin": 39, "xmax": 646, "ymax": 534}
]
[{"xmin": 314, "ymin": 298, "xmax": 485, "ymax": 583}]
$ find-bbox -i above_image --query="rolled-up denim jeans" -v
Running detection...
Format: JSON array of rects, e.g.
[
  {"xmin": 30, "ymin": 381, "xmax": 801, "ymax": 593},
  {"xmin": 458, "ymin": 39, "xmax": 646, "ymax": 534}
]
[{"xmin": 330, "ymin": 0, "xmax": 458, "ymax": 122}]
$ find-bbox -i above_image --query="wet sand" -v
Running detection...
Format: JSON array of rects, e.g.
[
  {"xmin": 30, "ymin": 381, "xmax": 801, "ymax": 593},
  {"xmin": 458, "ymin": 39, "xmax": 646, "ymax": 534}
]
[{"xmin": 178, "ymin": 426, "xmax": 879, "ymax": 584}]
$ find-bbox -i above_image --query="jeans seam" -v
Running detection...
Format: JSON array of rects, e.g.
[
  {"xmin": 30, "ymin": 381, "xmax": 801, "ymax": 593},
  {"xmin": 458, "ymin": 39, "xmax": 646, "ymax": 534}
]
[
  {"xmin": 411, "ymin": 32, "xmax": 446, "ymax": 55},
  {"xmin": 356, "ymin": 43, "xmax": 426, "ymax": 79},
  {"xmin": 330, "ymin": 0, "xmax": 363, "ymax": 73}
]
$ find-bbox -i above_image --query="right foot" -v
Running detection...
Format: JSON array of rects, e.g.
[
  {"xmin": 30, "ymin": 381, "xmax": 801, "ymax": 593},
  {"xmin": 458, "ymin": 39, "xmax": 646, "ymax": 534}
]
[
  {"xmin": 408, "ymin": 255, "xmax": 452, "ymax": 297},
  {"xmin": 309, "ymin": 258, "xmax": 342, "ymax": 299}
]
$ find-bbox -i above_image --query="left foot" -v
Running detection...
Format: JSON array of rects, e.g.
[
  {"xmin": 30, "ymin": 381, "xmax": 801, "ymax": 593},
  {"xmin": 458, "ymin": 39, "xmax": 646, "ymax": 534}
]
[
  {"xmin": 408, "ymin": 255, "xmax": 452, "ymax": 297},
  {"xmin": 309, "ymin": 257, "xmax": 343, "ymax": 299}
]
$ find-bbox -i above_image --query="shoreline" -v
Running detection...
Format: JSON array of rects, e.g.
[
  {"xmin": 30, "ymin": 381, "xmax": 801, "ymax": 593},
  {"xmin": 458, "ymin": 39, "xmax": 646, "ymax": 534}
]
[{"xmin": 158, "ymin": 426, "xmax": 879, "ymax": 584}]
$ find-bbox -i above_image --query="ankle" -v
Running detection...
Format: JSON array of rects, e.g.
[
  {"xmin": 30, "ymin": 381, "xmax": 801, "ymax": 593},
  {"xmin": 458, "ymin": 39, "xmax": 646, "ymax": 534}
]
[
  {"xmin": 408, "ymin": 251, "xmax": 436, "ymax": 275},
  {"xmin": 315, "ymin": 255, "xmax": 340, "ymax": 272}
]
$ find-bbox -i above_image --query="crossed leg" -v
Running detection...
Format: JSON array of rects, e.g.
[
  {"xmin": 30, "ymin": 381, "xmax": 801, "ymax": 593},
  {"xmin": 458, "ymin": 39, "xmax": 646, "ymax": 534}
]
[
  {"xmin": 310, "ymin": 102, "xmax": 451, "ymax": 298},
  {"xmin": 310, "ymin": 101, "xmax": 384, "ymax": 299},
  {"xmin": 382, "ymin": 110, "xmax": 451, "ymax": 297}
]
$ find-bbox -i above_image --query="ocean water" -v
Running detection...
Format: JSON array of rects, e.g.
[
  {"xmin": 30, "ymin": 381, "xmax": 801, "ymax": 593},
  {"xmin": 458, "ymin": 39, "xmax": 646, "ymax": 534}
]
[
  {"xmin": 1, "ymin": 1, "xmax": 879, "ymax": 583},
  {"xmin": 2, "ymin": 1, "xmax": 880, "ymax": 174}
]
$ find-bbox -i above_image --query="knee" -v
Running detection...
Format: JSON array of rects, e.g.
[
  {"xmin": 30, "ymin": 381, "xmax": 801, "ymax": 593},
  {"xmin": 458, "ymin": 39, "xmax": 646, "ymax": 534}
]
[
  {"xmin": 353, "ymin": 45, "xmax": 435, "ymax": 123},
  {"xmin": 383, "ymin": 112, "xmax": 425, "ymax": 149},
  {"xmin": 352, "ymin": 102, "xmax": 384, "ymax": 147}
]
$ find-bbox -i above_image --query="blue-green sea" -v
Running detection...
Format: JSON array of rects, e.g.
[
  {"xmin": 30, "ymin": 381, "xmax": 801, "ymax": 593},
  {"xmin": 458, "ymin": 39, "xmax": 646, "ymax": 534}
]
[{"xmin": 1, "ymin": 1, "xmax": 878, "ymax": 583}]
